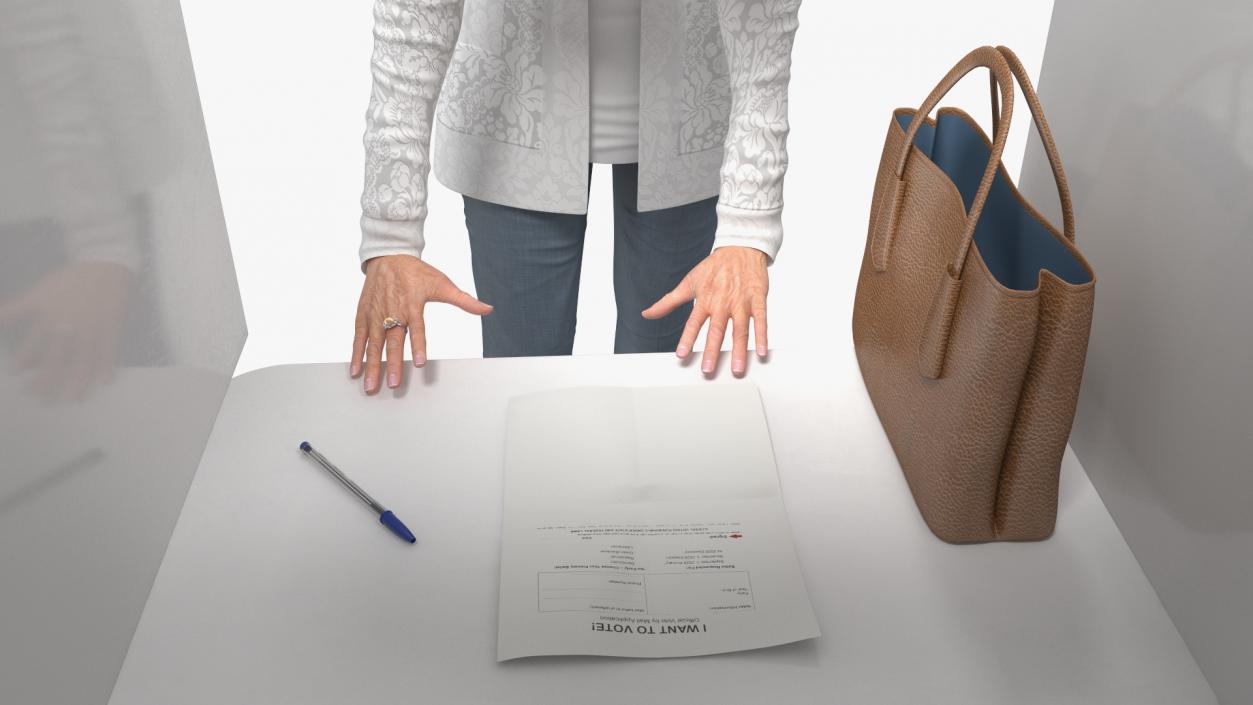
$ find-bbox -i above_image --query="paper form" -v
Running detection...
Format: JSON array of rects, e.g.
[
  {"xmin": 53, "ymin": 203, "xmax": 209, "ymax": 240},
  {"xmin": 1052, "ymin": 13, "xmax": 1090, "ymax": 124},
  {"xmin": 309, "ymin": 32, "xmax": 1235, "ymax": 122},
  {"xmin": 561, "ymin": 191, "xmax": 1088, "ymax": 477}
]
[{"xmin": 497, "ymin": 383, "xmax": 820, "ymax": 660}]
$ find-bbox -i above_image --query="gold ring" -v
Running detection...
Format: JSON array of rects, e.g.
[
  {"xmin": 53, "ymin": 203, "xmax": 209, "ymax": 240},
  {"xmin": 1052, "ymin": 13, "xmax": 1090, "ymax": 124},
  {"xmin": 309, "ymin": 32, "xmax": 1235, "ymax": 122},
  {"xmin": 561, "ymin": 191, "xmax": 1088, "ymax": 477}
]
[{"xmin": 382, "ymin": 316, "xmax": 403, "ymax": 330}]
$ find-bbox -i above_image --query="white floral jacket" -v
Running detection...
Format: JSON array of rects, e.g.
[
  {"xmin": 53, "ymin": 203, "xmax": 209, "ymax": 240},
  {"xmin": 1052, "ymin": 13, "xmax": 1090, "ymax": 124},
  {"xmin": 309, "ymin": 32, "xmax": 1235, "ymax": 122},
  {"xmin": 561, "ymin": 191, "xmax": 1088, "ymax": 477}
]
[{"xmin": 360, "ymin": 0, "xmax": 802, "ymax": 267}]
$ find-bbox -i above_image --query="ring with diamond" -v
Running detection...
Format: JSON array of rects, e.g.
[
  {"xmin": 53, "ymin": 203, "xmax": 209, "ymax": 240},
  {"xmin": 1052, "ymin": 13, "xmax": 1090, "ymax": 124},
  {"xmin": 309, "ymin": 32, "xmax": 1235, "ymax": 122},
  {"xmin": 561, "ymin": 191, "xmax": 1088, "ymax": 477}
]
[{"xmin": 382, "ymin": 316, "xmax": 403, "ymax": 330}]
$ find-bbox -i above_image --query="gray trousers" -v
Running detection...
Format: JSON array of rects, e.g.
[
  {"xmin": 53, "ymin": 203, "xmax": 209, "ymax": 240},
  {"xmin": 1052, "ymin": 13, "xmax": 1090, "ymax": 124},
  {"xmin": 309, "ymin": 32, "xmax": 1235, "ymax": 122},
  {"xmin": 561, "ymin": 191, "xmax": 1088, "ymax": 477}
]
[{"xmin": 464, "ymin": 163, "xmax": 716, "ymax": 358}]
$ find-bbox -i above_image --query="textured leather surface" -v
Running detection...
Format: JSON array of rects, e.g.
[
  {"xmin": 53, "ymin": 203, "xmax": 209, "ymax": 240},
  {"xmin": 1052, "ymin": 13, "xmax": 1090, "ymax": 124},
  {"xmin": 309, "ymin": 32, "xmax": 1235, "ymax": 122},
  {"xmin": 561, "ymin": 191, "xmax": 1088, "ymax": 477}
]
[
  {"xmin": 900, "ymin": 111, "xmax": 1091, "ymax": 289},
  {"xmin": 852, "ymin": 47, "xmax": 1096, "ymax": 543}
]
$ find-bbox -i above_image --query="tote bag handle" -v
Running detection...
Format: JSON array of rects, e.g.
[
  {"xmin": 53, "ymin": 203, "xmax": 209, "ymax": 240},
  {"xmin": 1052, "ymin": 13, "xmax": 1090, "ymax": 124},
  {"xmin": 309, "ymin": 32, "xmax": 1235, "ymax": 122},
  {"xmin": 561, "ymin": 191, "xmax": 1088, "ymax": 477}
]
[
  {"xmin": 989, "ymin": 45, "xmax": 1076, "ymax": 242},
  {"xmin": 873, "ymin": 46, "xmax": 1017, "ymax": 279}
]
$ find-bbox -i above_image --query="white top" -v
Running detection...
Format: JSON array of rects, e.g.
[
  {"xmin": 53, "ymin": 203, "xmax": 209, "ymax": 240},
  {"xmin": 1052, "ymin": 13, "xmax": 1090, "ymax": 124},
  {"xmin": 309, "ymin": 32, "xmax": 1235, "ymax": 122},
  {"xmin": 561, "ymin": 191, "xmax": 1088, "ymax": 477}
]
[
  {"xmin": 588, "ymin": 0, "xmax": 641, "ymax": 164},
  {"xmin": 362, "ymin": 1, "xmax": 801, "ymax": 266},
  {"xmin": 107, "ymin": 351, "xmax": 1214, "ymax": 705}
]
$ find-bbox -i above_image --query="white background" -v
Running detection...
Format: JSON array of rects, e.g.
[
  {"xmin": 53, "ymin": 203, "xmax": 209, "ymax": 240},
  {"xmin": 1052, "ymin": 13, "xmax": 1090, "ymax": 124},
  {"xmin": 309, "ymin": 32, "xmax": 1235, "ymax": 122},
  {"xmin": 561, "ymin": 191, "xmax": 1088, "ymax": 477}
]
[{"xmin": 179, "ymin": 1, "xmax": 1056, "ymax": 376}]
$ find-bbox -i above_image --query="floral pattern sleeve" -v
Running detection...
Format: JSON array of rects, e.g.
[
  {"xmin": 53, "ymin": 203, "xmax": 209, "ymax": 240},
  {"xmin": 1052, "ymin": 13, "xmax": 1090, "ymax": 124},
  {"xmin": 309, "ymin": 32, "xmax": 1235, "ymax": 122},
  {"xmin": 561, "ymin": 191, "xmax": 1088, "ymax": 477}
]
[
  {"xmin": 712, "ymin": 0, "xmax": 802, "ymax": 262},
  {"xmin": 359, "ymin": 0, "xmax": 464, "ymax": 270}
]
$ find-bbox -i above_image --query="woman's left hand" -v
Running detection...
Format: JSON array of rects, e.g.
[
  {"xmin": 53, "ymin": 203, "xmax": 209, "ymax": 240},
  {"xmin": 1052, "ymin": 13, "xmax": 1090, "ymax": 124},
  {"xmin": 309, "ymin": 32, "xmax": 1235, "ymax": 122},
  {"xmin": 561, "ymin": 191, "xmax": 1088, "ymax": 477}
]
[{"xmin": 642, "ymin": 245, "xmax": 769, "ymax": 377}]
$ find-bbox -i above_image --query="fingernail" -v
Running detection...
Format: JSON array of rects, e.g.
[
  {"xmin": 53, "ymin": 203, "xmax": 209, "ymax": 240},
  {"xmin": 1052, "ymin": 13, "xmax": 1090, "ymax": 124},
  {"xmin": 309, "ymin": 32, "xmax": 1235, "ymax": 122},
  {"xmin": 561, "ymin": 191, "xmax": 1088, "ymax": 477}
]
[
  {"xmin": 676, "ymin": 345, "xmax": 690, "ymax": 358},
  {"xmin": 414, "ymin": 352, "xmax": 426, "ymax": 367},
  {"xmin": 702, "ymin": 360, "xmax": 714, "ymax": 374},
  {"xmin": 756, "ymin": 346, "xmax": 767, "ymax": 357},
  {"xmin": 365, "ymin": 375, "xmax": 377, "ymax": 392},
  {"xmin": 388, "ymin": 372, "xmax": 399, "ymax": 388},
  {"xmin": 733, "ymin": 360, "xmax": 746, "ymax": 375},
  {"xmin": 350, "ymin": 362, "xmax": 360, "ymax": 377}
]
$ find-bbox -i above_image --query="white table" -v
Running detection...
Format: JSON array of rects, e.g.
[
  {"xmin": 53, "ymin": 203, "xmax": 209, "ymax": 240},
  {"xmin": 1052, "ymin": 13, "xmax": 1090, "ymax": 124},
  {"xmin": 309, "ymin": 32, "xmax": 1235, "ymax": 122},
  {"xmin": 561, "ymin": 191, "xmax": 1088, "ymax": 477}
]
[{"xmin": 108, "ymin": 351, "xmax": 1216, "ymax": 704}]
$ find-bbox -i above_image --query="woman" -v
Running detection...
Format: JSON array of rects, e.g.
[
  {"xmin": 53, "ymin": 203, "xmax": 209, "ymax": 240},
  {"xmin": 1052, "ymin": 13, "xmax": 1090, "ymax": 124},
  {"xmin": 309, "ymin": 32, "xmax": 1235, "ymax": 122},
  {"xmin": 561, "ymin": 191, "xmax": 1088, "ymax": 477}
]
[{"xmin": 351, "ymin": 0, "xmax": 802, "ymax": 393}]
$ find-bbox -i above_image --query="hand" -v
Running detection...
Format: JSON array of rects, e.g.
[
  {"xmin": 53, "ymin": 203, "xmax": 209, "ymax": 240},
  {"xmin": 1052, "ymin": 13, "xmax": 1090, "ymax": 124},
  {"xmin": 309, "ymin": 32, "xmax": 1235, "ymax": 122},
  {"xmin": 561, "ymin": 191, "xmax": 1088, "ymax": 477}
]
[
  {"xmin": 642, "ymin": 246, "xmax": 769, "ymax": 377},
  {"xmin": 352, "ymin": 254, "xmax": 491, "ymax": 394},
  {"xmin": 0, "ymin": 261, "xmax": 134, "ymax": 401}
]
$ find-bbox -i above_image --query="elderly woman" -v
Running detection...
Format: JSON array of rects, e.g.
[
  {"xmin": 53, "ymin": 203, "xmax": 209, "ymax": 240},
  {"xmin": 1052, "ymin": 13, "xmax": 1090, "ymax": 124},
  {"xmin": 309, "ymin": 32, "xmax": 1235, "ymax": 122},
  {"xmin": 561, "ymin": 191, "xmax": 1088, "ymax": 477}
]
[{"xmin": 351, "ymin": 0, "xmax": 802, "ymax": 393}]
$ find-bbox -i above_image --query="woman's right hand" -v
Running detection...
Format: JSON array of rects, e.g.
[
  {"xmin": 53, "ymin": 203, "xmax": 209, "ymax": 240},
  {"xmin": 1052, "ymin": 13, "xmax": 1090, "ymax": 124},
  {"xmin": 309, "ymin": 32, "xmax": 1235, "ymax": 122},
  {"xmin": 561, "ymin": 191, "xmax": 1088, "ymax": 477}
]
[{"xmin": 352, "ymin": 254, "xmax": 492, "ymax": 394}]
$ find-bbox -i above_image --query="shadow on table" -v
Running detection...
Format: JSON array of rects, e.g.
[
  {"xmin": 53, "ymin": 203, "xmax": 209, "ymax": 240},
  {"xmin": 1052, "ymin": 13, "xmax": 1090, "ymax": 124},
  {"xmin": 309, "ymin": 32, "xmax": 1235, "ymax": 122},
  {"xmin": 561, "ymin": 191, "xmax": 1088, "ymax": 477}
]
[{"xmin": 496, "ymin": 636, "xmax": 821, "ymax": 669}]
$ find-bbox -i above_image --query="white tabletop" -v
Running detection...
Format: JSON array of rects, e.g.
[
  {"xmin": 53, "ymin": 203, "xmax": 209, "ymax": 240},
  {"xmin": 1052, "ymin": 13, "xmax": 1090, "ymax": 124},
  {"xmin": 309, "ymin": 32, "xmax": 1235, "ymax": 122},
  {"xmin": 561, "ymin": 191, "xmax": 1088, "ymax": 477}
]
[{"xmin": 108, "ymin": 351, "xmax": 1216, "ymax": 704}]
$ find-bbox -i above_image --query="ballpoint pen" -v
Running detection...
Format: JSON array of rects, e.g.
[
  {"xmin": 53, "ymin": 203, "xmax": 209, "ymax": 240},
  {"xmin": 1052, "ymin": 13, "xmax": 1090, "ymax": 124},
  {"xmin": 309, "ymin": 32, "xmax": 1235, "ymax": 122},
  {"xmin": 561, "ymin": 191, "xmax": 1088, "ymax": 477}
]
[{"xmin": 298, "ymin": 441, "xmax": 416, "ymax": 544}]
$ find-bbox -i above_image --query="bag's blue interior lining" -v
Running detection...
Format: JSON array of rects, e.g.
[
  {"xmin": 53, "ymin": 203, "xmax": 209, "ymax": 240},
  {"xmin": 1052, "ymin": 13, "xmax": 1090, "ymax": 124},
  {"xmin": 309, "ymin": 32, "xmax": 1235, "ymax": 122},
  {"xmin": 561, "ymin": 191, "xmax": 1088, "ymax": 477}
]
[{"xmin": 896, "ymin": 112, "xmax": 1092, "ymax": 289}]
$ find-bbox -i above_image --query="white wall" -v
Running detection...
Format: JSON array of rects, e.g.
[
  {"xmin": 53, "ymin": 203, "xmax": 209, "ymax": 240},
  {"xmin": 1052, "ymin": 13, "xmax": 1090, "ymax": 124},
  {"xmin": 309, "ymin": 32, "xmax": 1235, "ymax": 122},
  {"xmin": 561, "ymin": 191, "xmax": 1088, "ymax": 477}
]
[
  {"xmin": 1021, "ymin": 2, "xmax": 1253, "ymax": 702},
  {"xmin": 178, "ymin": 1, "xmax": 1055, "ymax": 376},
  {"xmin": 0, "ymin": 1, "xmax": 243, "ymax": 703}
]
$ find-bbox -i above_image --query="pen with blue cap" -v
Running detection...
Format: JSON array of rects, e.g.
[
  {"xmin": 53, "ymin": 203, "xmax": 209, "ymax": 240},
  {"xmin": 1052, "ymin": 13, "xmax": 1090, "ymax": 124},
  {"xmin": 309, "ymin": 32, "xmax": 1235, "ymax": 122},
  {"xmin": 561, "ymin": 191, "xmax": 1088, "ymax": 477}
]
[{"xmin": 299, "ymin": 441, "xmax": 416, "ymax": 544}]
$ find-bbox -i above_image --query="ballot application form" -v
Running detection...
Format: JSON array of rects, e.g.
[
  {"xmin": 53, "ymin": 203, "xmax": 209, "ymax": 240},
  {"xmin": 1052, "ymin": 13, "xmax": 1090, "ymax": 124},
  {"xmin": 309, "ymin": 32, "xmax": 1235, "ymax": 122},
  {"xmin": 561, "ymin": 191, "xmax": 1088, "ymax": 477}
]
[{"xmin": 498, "ymin": 383, "xmax": 820, "ymax": 660}]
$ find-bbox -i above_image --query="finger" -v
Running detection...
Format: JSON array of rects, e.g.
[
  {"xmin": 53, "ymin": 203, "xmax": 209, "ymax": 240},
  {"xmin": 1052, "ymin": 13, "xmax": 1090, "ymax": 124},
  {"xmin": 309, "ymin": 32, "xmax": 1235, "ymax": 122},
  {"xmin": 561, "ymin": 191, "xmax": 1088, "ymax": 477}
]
[
  {"xmin": 350, "ymin": 312, "xmax": 367, "ymax": 378},
  {"xmin": 363, "ymin": 322, "xmax": 385, "ymax": 394},
  {"xmin": 35, "ymin": 327, "xmax": 71, "ymax": 397},
  {"xmin": 94, "ymin": 327, "xmax": 121, "ymax": 389},
  {"xmin": 409, "ymin": 306, "xmax": 427, "ymax": 368},
  {"xmin": 12, "ymin": 319, "xmax": 47, "ymax": 371},
  {"xmin": 0, "ymin": 296, "xmax": 26, "ymax": 324},
  {"xmin": 642, "ymin": 276, "xmax": 694, "ymax": 320},
  {"xmin": 676, "ymin": 305, "xmax": 707, "ymax": 358},
  {"xmin": 385, "ymin": 323, "xmax": 406, "ymax": 388},
  {"xmin": 731, "ymin": 309, "xmax": 750, "ymax": 376},
  {"xmin": 751, "ymin": 295, "xmax": 768, "ymax": 357},
  {"xmin": 0, "ymin": 287, "xmax": 40, "ymax": 324},
  {"xmin": 432, "ymin": 282, "xmax": 493, "ymax": 316},
  {"xmin": 701, "ymin": 310, "xmax": 729, "ymax": 375},
  {"xmin": 65, "ymin": 330, "xmax": 97, "ymax": 402}
]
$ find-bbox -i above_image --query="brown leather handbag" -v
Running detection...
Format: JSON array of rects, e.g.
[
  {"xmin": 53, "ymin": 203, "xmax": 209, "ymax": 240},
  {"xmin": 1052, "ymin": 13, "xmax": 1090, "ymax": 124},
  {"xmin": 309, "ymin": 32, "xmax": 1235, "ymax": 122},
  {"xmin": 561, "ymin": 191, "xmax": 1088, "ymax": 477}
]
[{"xmin": 852, "ymin": 46, "xmax": 1096, "ymax": 543}]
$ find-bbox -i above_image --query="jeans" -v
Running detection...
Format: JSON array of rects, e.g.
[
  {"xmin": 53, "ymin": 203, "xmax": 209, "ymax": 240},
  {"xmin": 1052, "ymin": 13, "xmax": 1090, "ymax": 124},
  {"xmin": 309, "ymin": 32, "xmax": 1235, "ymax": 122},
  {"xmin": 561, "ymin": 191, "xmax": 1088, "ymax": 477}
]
[{"xmin": 464, "ymin": 163, "xmax": 716, "ymax": 357}]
